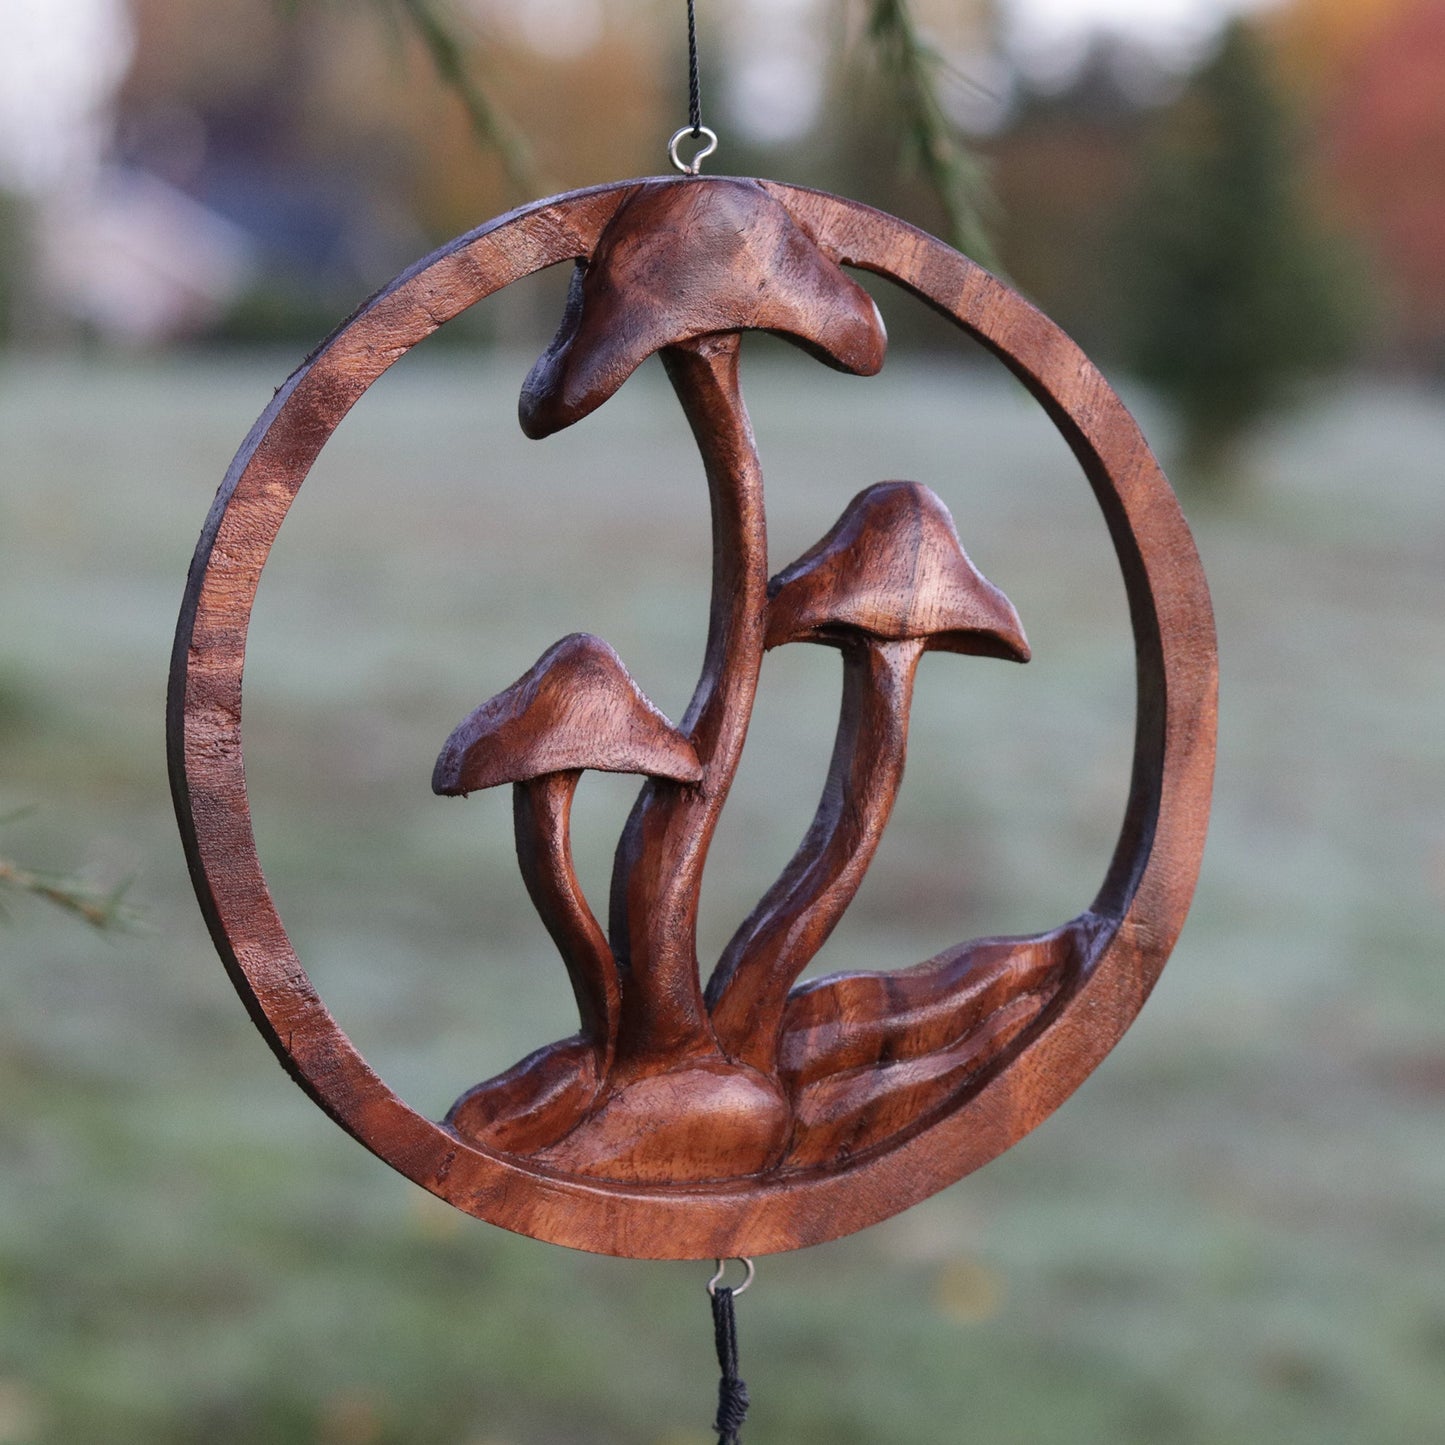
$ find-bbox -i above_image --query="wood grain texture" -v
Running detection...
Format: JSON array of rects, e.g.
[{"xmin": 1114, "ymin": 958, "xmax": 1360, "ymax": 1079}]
[
  {"xmin": 518, "ymin": 178, "xmax": 885, "ymax": 440},
  {"xmin": 169, "ymin": 176, "xmax": 1217, "ymax": 1259}
]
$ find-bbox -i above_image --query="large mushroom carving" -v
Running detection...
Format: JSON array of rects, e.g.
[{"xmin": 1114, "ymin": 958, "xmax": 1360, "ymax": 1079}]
[{"xmin": 522, "ymin": 178, "xmax": 886, "ymax": 1088}]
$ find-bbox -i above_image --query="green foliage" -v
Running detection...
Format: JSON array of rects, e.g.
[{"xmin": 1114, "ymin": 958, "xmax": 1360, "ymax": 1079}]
[
  {"xmin": 1119, "ymin": 22, "xmax": 1364, "ymax": 484},
  {"xmin": 276, "ymin": 0, "xmax": 996, "ymax": 260},
  {"xmin": 0, "ymin": 811, "xmax": 136, "ymax": 932},
  {"xmin": 0, "ymin": 855, "xmax": 136, "ymax": 931},
  {"xmin": 863, "ymin": 0, "xmax": 1000, "ymax": 269},
  {"xmin": 276, "ymin": 0, "xmax": 538, "ymax": 197}
]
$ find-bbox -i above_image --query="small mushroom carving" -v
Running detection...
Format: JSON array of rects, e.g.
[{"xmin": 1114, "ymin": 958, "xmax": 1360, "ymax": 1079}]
[
  {"xmin": 706, "ymin": 482, "xmax": 1030, "ymax": 1074},
  {"xmin": 433, "ymin": 633, "xmax": 700, "ymax": 1151}
]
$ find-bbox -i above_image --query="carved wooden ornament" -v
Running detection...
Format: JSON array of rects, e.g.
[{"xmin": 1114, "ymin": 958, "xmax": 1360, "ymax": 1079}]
[{"xmin": 168, "ymin": 177, "xmax": 1217, "ymax": 1260}]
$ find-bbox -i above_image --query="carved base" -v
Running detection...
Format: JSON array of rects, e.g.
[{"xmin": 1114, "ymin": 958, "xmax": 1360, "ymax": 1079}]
[
  {"xmin": 444, "ymin": 923, "xmax": 1096, "ymax": 1182},
  {"xmin": 534, "ymin": 1061, "xmax": 790, "ymax": 1183}
]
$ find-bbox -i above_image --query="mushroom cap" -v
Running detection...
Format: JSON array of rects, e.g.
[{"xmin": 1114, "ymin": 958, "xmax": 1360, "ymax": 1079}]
[
  {"xmin": 433, "ymin": 633, "xmax": 703, "ymax": 795},
  {"xmin": 519, "ymin": 178, "xmax": 887, "ymax": 439},
  {"xmin": 766, "ymin": 482, "xmax": 1030, "ymax": 662}
]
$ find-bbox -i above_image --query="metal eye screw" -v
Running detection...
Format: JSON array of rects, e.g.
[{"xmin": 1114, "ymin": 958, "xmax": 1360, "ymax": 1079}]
[
  {"xmin": 707, "ymin": 1257, "xmax": 755, "ymax": 1297},
  {"xmin": 669, "ymin": 125, "xmax": 719, "ymax": 176}
]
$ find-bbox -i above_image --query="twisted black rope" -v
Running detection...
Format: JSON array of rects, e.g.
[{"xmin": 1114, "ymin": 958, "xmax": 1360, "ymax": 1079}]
[
  {"xmin": 710, "ymin": 1285, "xmax": 750, "ymax": 1443},
  {"xmin": 686, "ymin": 0, "xmax": 702, "ymax": 135}
]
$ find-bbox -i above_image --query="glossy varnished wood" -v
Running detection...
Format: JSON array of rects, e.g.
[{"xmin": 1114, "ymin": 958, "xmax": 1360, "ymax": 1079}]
[
  {"xmin": 432, "ymin": 631, "xmax": 704, "ymax": 1067},
  {"xmin": 706, "ymin": 481, "xmax": 1030, "ymax": 1078},
  {"xmin": 169, "ymin": 176, "xmax": 1216, "ymax": 1258}
]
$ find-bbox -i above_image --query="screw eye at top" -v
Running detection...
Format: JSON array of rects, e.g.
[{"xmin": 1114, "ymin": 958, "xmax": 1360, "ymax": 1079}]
[{"xmin": 669, "ymin": 125, "xmax": 719, "ymax": 176}]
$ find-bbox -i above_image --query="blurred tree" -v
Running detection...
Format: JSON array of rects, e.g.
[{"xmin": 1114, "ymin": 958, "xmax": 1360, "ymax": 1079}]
[
  {"xmin": 1321, "ymin": 0, "xmax": 1445, "ymax": 371},
  {"xmin": 1265, "ymin": 0, "xmax": 1443, "ymax": 369},
  {"xmin": 1268, "ymin": 0, "xmax": 1415, "ymax": 102},
  {"xmin": 1119, "ymin": 20, "xmax": 1362, "ymax": 485},
  {"xmin": 0, "ymin": 188, "xmax": 21, "ymax": 343},
  {"xmin": 321, "ymin": 0, "xmax": 1001, "ymax": 259},
  {"xmin": 989, "ymin": 36, "xmax": 1156, "ymax": 355},
  {"xmin": 861, "ymin": 0, "xmax": 1000, "ymax": 265}
]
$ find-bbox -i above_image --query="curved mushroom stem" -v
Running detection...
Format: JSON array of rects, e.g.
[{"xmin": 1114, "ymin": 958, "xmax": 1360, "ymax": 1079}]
[
  {"xmin": 609, "ymin": 333, "xmax": 768, "ymax": 1071},
  {"xmin": 514, "ymin": 770, "xmax": 620, "ymax": 1070},
  {"xmin": 707, "ymin": 636, "xmax": 925, "ymax": 1072}
]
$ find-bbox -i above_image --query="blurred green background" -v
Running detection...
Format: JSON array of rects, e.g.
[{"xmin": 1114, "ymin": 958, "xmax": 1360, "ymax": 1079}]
[{"xmin": 3, "ymin": 2, "xmax": 1444, "ymax": 1443}]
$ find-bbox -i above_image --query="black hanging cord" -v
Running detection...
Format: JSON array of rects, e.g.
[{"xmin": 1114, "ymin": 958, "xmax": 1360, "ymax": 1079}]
[
  {"xmin": 710, "ymin": 1285, "xmax": 750, "ymax": 1443},
  {"xmin": 669, "ymin": 0, "xmax": 716, "ymax": 174},
  {"xmin": 687, "ymin": 0, "xmax": 703, "ymax": 136}
]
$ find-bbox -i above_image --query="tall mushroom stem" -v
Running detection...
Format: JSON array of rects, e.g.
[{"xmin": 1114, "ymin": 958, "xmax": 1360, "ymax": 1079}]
[
  {"xmin": 513, "ymin": 769, "xmax": 620, "ymax": 1071},
  {"xmin": 707, "ymin": 636, "xmax": 925, "ymax": 1071},
  {"xmin": 609, "ymin": 333, "xmax": 769, "ymax": 1071}
]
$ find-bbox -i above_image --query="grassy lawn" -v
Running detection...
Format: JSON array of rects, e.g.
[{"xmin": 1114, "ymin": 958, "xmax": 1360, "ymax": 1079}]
[{"xmin": 1, "ymin": 341, "xmax": 1443, "ymax": 1444}]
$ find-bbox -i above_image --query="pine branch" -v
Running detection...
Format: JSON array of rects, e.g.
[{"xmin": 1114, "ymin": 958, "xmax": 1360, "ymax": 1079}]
[
  {"xmin": 0, "ymin": 857, "xmax": 137, "ymax": 933},
  {"xmin": 389, "ymin": 0, "xmax": 540, "ymax": 197},
  {"xmin": 864, "ymin": 0, "xmax": 1000, "ymax": 270},
  {"xmin": 278, "ymin": 0, "xmax": 540, "ymax": 198}
]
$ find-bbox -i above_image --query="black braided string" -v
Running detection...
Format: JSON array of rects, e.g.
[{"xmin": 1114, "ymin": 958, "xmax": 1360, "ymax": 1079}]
[
  {"xmin": 687, "ymin": 0, "xmax": 702, "ymax": 135},
  {"xmin": 710, "ymin": 1285, "xmax": 750, "ymax": 1443}
]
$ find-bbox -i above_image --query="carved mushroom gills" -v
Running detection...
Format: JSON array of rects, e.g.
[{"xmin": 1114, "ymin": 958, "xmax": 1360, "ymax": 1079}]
[{"xmin": 705, "ymin": 482, "xmax": 1031, "ymax": 1077}]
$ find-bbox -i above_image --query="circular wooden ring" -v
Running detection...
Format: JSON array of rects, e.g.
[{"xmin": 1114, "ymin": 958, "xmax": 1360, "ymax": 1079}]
[{"xmin": 169, "ymin": 178, "xmax": 1216, "ymax": 1259}]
